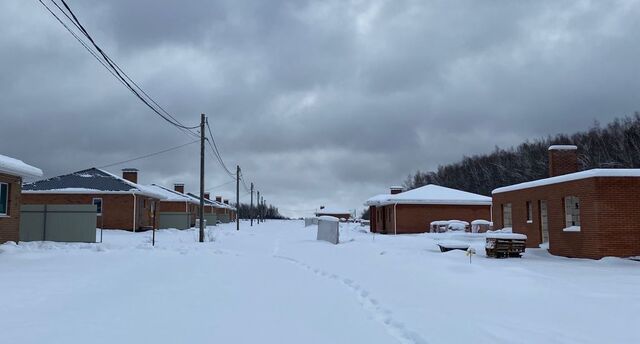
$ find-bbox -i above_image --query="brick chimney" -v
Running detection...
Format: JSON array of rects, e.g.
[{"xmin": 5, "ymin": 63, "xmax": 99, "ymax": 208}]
[
  {"xmin": 204, "ymin": 192, "xmax": 210, "ymax": 200},
  {"xmin": 174, "ymin": 183, "xmax": 185, "ymax": 194},
  {"xmin": 122, "ymin": 168, "xmax": 138, "ymax": 184},
  {"xmin": 320, "ymin": 206, "xmax": 325, "ymax": 210},
  {"xmin": 216, "ymin": 196, "xmax": 222, "ymax": 202},
  {"xmin": 390, "ymin": 186, "xmax": 404, "ymax": 194},
  {"xmin": 224, "ymin": 200, "xmax": 229, "ymax": 205},
  {"xmin": 548, "ymin": 145, "xmax": 578, "ymax": 177}
]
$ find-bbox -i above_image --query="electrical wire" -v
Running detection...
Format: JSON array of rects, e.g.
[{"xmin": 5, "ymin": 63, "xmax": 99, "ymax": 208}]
[
  {"xmin": 98, "ymin": 140, "xmax": 199, "ymax": 168},
  {"xmin": 40, "ymin": 0, "xmax": 199, "ymax": 138}
]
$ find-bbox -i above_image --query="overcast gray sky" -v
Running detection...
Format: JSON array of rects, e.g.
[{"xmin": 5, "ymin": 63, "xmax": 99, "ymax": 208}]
[{"xmin": 2, "ymin": 0, "xmax": 639, "ymax": 217}]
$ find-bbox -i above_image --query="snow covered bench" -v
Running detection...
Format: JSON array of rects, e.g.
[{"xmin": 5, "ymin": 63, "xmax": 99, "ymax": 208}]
[{"xmin": 485, "ymin": 231, "xmax": 527, "ymax": 258}]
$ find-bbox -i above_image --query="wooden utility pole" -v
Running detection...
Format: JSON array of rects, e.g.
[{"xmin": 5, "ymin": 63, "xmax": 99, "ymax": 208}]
[
  {"xmin": 261, "ymin": 196, "xmax": 265, "ymax": 223},
  {"xmin": 236, "ymin": 165, "xmax": 240, "ymax": 231},
  {"xmin": 256, "ymin": 190, "xmax": 260, "ymax": 224},
  {"xmin": 250, "ymin": 182, "xmax": 254, "ymax": 227},
  {"xmin": 199, "ymin": 113, "xmax": 206, "ymax": 243}
]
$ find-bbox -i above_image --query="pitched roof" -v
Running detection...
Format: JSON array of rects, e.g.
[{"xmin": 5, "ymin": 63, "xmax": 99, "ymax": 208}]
[
  {"xmin": 370, "ymin": 184, "xmax": 491, "ymax": 206},
  {"xmin": 363, "ymin": 194, "xmax": 390, "ymax": 206},
  {"xmin": 492, "ymin": 168, "xmax": 640, "ymax": 194},
  {"xmin": 186, "ymin": 193, "xmax": 236, "ymax": 210},
  {"xmin": 22, "ymin": 168, "xmax": 164, "ymax": 199},
  {"xmin": 315, "ymin": 207, "xmax": 351, "ymax": 215},
  {"xmin": 146, "ymin": 184, "xmax": 199, "ymax": 204},
  {"xmin": 0, "ymin": 154, "xmax": 43, "ymax": 178}
]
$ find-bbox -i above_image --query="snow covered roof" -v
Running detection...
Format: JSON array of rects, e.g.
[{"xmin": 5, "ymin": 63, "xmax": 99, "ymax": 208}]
[
  {"xmin": 0, "ymin": 154, "xmax": 43, "ymax": 178},
  {"xmin": 370, "ymin": 184, "xmax": 491, "ymax": 206},
  {"xmin": 146, "ymin": 184, "xmax": 198, "ymax": 204},
  {"xmin": 492, "ymin": 168, "xmax": 640, "ymax": 194},
  {"xmin": 186, "ymin": 193, "xmax": 236, "ymax": 210},
  {"xmin": 315, "ymin": 207, "xmax": 351, "ymax": 215},
  {"xmin": 363, "ymin": 194, "xmax": 390, "ymax": 206},
  {"xmin": 548, "ymin": 145, "xmax": 577, "ymax": 151},
  {"xmin": 22, "ymin": 168, "xmax": 165, "ymax": 199}
]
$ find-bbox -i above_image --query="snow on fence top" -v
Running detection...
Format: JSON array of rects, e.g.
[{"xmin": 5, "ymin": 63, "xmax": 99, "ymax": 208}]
[
  {"xmin": 492, "ymin": 168, "xmax": 640, "ymax": 194},
  {"xmin": 0, "ymin": 154, "xmax": 43, "ymax": 178},
  {"xmin": 548, "ymin": 145, "xmax": 577, "ymax": 151},
  {"xmin": 371, "ymin": 184, "xmax": 491, "ymax": 206}
]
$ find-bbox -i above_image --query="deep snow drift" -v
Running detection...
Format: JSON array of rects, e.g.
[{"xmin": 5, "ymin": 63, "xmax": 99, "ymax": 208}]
[{"xmin": 1, "ymin": 220, "xmax": 639, "ymax": 343}]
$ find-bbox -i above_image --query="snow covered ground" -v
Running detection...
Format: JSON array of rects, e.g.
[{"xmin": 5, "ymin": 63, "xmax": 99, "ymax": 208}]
[{"xmin": 1, "ymin": 220, "xmax": 639, "ymax": 343}]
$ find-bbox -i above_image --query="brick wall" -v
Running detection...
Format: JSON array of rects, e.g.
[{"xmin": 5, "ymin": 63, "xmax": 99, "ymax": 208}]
[
  {"xmin": 381, "ymin": 203, "xmax": 491, "ymax": 234},
  {"xmin": 0, "ymin": 173, "xmax": 22, "ymax": 243},
  {"xmin": 21, "ymin": 193, "xmax": 158, "ymax": 231},
  {"xmin": 548, "ymin": 148, "xmax": 578, "ymax": 177},
  {"xmin": 492, "ymin": 177, "xmax": 640, "ymax": 259}
]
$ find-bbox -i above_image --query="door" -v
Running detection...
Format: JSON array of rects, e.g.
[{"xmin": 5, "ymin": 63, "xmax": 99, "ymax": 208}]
[{"xmin": 539, "ymin": 200, "xmax": 549, "ymax": 244}]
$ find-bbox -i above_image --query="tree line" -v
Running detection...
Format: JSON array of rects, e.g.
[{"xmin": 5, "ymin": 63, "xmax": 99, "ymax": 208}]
[
  {"xmin": 235, "ymin": 202, "xmax": 285, "ymax": 220},
  {"xmin": 402, "ymin": 113, "xmax": 640, "ymax": 196}
]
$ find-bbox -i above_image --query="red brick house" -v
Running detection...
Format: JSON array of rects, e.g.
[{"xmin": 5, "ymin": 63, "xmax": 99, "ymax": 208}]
[
  {"xmin": 365, "ymin": 185, "xmax": 491, "ymax": 234},
  {"xmin": 315, "ymin": 207, "xmax": 352, "ymax": 221},
  {"xmin": 22, "ymin": 168, "xmax": 164, "ymax": 231},
  {"xmin": 365, "ymin": 186, "xmax": 403, "ymax": 233},
  {"xmin": 146, "ymin": 183, "xmax": 199, "ymax": 227},
  {"xmin": 0, "ymin": 154, "xmax": 43, "ymax": 243},
  {"xmin": 186, "ymin": 193, "xmax": 236, "ymax": 222},
  {"xmin": 492, "ymin": 145, "xmax": 640, "ymax": 259}
]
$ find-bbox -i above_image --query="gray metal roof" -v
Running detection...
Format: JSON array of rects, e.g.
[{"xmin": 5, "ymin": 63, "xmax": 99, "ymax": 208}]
[{"xmin": 22, "ymin": 168, "xmax": 160, "ymax": 198}]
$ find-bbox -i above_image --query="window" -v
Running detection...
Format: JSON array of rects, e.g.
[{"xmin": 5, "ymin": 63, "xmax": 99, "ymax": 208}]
[
  {"xmin": 92, "ymin": 198, "xmax": 103, "ymax": 216},
  {"xmin": 502, "ymin": 203, "xmax": 512, "ymax": 228},
  {"xmin": 526, "ymin": 201, "xmax": 533, "ymax": 223},
  {"xmin": 0, "ymin": 182, "xmax": 8, "ymax": 216},
  {"xmin": 564, "ymin": 196, "xmax": 580, "ymax": 228}
]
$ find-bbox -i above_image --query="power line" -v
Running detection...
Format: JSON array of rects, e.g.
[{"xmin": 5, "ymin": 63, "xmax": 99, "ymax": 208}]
[
  {"xmin": 205, "ymin": 118, "xmax": 236, "ymax": 178},
  {"xmin": 205, "ymin": 180, "xmax": 235, "ymax": 191},
  {"xmin": 40, "ymin": 0, "xmax": 199, "ymax": 138},
  {"xmin": 98, "ymin": 140, "xmax": 199, "ymax": 168}
]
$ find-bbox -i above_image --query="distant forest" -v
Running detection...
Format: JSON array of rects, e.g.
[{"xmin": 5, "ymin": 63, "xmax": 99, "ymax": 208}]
[
  {"xmin": 402, "ymin": 113, "xmax": 640, "ymax": 196},
  {"xmin": 236, "ymin": 202, "xmax": 285, "ymax": 220}
]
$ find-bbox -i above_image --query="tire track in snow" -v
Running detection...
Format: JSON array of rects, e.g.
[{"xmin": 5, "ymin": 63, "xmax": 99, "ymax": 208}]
[{"xmin": 272, "ymin": 254, "xmax": 428, "ymax": 344}]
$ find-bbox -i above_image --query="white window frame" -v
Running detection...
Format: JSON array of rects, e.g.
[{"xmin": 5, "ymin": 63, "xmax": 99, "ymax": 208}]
[
  {"xmin": 92, "ymin": 197, "xmax": 103, "ymax": 216},
  {"xmin": 564, "ymin": 195, "xmax": 580, "ymax": 230},
  {"xmin": 502, "ymin": 203, "xmax": 512, "ymax": 228},
  {"xmin": 526, "ymin": 201, "xmax": 533, "ymax": 223},
  {"xmin": 0, "ymin": 182, "xmax": 8, "ymax": 216}
]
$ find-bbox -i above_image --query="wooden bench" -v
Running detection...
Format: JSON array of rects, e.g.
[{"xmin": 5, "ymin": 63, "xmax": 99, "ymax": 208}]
[{"xmin": 485, "ymin": 237, "xmax": 526, "ymax": 258}]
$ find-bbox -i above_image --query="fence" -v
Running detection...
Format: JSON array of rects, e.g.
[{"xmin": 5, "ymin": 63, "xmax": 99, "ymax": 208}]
[
  {"xmin": 158, "ymin": 212, "xmax": 192, "ymax": 230},
  {"xmin": 218, "ymin": 214, "xmax": 231, "ymax": 223},
  {"xmin": 304, "ymin": 217, "xmax": 319, "ymax": 227},
  {"xmin": 20, "ymin": 204, "xmax": 97, "ymax": 243},
  {"xmin": 317, "ymin": 216, "xmax": 339, "ymax": 244},
  {"xmin": 204, "ymin": 213, "xmax": 218, "ymax": 226}
]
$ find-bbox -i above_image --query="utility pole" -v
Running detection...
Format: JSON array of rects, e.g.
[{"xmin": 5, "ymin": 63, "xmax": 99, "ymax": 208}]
[
  {"xmin": 236, "ymin": 165, "xmax": 240, "ymax": 231},
  {"xmin": 199, "ymin": 113, "xmax": 205, "ymax": 243},
  {"xmin": 256, "ymin": 190, "xmax": 260, "ymax": 224},
  {"xmin": 250, "ymin": 182, "xmax": 254, "ymax": 227},
  {"xmin": 261, "ymin": 196, "xmax": 265, "ymax": 223}
]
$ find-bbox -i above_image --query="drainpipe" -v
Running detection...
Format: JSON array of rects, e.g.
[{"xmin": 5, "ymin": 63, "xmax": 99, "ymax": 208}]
[
  {"xmin": 490, "ymin": 204, "xmax": 493, "ymax": 223},
  {"xmin": 132, "ymin": 193, "xmax": 137, "ymax": 232},
  {"xmin": 393, "ymin": 203, "xmax": 398, "ymax": 235}
]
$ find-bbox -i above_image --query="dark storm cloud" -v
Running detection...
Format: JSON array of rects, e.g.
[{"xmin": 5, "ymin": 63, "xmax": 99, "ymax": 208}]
[{"xmin": 2, "ymin": 0, "xmax": 640, "ymax": 217}]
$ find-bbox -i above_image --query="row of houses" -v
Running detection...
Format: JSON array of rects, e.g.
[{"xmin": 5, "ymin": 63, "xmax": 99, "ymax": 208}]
[
  {"xmin": 0, "ymin": 155, "xmax": 237, "ymax": 244},
  {"xmin": 365, "ymin": 145, "xmax": 640, "ymax": 260}
]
